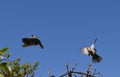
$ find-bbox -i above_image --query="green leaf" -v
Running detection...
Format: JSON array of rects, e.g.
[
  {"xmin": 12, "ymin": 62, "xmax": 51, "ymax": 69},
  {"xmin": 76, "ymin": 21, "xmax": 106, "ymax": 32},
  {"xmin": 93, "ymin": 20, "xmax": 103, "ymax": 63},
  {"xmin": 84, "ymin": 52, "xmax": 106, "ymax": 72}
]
[
  {"xmin": 0, "ymin": 73, "xmax": 4, "ymax": 77},
  {"xmin": 0, "ymin": 62, "xmax": 12, "ymax": 73},
  {"xmin": 6, "ymin": 63, "xmax": 12, "ymax": 72},
  {"xmin": 0, "ymin": 62, "xmax": 7, "ymax": 70},
  {"xmin": 0, "ymin": 48, "xmax": 8, "ymax": 55}
]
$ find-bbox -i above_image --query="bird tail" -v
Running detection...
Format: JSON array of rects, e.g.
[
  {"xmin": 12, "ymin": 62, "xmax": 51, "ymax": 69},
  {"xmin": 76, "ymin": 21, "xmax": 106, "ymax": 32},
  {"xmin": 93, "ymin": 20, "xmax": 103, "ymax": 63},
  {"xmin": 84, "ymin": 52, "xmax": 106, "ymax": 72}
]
[{"xmin": 92, "ymin": 53, "xmax": 102, "ymax": 63}]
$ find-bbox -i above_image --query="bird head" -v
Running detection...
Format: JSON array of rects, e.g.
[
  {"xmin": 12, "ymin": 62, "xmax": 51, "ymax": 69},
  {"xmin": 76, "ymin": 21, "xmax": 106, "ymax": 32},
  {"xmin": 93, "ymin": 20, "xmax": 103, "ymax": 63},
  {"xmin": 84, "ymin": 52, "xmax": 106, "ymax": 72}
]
[{"xmin": 31, "ymin": 34, "xmax": 37, "ymax": 38}]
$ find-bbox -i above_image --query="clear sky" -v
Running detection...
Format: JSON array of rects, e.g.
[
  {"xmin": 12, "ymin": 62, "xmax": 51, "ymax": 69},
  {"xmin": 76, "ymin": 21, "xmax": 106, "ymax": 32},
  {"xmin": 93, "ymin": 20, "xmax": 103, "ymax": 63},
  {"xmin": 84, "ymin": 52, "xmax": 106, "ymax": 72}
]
[{"xmin": 0, "ymin": 0, "xmax": 120, "ymax": 77}]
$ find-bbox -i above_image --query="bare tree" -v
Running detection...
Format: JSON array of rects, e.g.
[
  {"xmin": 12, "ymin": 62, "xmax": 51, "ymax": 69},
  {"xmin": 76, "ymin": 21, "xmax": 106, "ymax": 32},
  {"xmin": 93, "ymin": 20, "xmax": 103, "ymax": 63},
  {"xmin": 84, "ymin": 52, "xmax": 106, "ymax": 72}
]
[{"xmin": 60, "ymin": 63, "xmax": 102, "ymax": 77}]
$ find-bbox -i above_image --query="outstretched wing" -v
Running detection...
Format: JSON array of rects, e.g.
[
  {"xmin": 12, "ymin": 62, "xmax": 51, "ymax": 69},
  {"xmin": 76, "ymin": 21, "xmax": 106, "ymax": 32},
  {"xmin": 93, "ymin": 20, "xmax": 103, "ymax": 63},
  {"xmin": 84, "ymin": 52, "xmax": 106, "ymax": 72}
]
[
  {"xmin": 22, "ymin": 38, "xmax": 44, "ymax": 49},
  {"xmin": 90, "ymin": 38, "xmax": 97, "ymax": 49},
  {"xmin": 90, "ymin": 43, "xmax": 94, "ymax": 50},
  {"xmin": 22, "ymin": 38, "xmax": 33, "ymax": 45},
  {"xmin": 80, "ymin": 48, "xmax": 89, "ymax": 55}
]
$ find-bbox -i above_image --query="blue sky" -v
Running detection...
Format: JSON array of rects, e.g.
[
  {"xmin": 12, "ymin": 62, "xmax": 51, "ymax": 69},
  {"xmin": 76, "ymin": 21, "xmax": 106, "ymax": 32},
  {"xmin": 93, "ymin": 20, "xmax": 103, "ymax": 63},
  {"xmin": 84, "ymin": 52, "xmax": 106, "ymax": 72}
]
[{"xmin": 0, "ymin": 0, "xmax": 120, "ymax": 77}]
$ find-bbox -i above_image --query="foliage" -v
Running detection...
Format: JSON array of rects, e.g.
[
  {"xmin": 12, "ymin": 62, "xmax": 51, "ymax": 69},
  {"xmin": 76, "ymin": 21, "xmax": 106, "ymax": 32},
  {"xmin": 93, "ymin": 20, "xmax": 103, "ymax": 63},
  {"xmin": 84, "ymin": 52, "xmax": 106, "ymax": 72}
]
[
  {"xmin": 0, "ymin": 48, "xmax": 103, "ymax": 77},
  {"xmin": 0, "ymin": 48, "xmax": 39, "ymax": 77}
]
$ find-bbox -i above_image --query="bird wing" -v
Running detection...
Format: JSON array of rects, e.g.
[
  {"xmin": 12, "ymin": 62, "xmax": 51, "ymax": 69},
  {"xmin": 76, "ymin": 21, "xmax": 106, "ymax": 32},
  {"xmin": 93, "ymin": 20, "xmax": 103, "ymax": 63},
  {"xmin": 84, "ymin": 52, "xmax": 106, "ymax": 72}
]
[
  {"xmin": 90, "ymin": 38, "xmax": 97, "ymax": 49},
  {"xmin": 90, "ymin": 38, "xmax": 98, "ymax": 54},
  {"xmin": 38, "ymin": 41, "xmax": 44, "ymax": 49},
  {"xmin": 80, "ymin": 48, "xmax": 89, "ymax": 55},
  {"xmin": 34, "ymin": 38, "xmax": 44, "ymax": 49},
  {"xmin": 29, "ymin": 38, "xmax": 44, "ymax": 49},
  {"xmin": 22, "ymin": 37, "xmax": 44, "ymax": 49},
  {"xmin": 90, "ymin": 43, "xmax": 94, "ymax": 49},
  {"xmin": 22, "ymin": 38, "xmax": 32, "ymax": 45},
  {"xmin": 29, "ymin": 38, "xmax": 39, "ymax": 45},
  {"xmin": 22, "ymin": 38, "xmax": 38, "ymax": 45}
]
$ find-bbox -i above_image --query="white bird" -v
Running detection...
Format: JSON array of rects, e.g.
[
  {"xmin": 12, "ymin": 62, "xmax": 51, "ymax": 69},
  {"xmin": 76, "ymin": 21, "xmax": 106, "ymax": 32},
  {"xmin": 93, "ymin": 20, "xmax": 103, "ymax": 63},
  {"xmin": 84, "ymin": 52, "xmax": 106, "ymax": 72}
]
[
  {"xmin": 80, "ymin": 38, "xmax": 102, "ymax": 63},
  {"xmin": 22, "ymin": 35, "xmax": 44, "ymax": 49}
]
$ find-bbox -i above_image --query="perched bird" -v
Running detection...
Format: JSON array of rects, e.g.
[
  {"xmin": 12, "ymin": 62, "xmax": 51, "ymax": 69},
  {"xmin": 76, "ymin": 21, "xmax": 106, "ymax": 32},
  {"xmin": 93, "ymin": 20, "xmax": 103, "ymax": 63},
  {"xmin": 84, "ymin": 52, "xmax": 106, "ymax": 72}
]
[
  {"xmin": 22, "ymin": 35, "xmax": 44, "ymax": 49},
  {"xmin": 80, "ymin": 38, "xmax": 102, "ymax": 63}
]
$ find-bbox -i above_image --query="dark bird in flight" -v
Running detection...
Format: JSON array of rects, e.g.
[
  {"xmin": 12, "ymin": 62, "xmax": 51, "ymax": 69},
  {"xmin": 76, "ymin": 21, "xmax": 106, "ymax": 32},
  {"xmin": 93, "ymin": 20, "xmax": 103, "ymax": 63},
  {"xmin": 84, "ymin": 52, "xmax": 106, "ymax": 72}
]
[
  {"xmin": 80, "ymin": 38, "xmax": 102, "ymax": 63},
  {"xmin": 22, "ymin": 35, "xmax": 44, "ymax": 49}
]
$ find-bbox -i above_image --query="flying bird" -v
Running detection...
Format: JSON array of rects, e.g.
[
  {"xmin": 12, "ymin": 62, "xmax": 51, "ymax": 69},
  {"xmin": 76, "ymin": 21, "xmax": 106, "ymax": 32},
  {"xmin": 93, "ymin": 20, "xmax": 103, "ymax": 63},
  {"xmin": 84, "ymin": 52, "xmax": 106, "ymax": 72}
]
[
  {"xmin": 22, "ymin": 35, "xmax": 44, "ymax": 49},
  {"xmin": 80, "ymin": 38, "xmax": 102, "ymax": 63}
]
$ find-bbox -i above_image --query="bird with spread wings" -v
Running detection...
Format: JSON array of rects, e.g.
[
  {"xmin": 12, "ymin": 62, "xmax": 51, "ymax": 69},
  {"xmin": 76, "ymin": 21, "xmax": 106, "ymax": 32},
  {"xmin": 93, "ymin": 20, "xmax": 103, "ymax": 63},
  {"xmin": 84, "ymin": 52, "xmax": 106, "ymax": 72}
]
[
  {"xmin": 22, "ymin": 35, "xmax": 44, "ymax": 49},
  {"xmin": 80, "ymin": 38, "xmax": 102, "ymax": 63}
]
